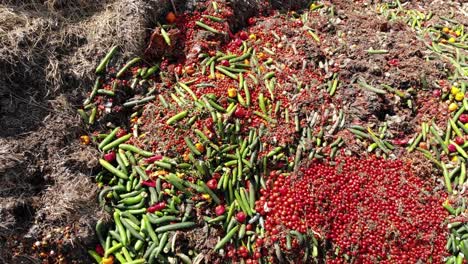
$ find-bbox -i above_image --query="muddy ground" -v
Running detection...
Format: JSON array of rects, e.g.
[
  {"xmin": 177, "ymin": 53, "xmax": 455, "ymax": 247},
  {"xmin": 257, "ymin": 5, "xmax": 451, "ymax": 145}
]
[{"xmin": 0, "ymin": 0, "xmax": 466, "ymax": 263}]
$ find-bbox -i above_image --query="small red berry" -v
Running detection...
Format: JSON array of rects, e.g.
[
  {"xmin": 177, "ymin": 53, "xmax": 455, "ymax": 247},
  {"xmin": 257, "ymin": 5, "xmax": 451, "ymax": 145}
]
[
  {"xmin": 234, "ymin": 107, "xmax": 247, "ymax": 118},
  {"xmin": 206, "ymin": 179, "xmax": 217, "ymax": 190},
  {"xmin": 455, "ymin": 137, "xmax": 465, "ymax": 145},
  {"xmin": 448, "ymin": 144, "xmax": 457, "ymax": 153},
  {"xmin": 174, "ymin": 64, "xmax": 183, "ymax": 76},
  {"xmin": 460, "ymin": 114, "xmax": 468, "ymax": 123},
  {"xmin": 235, "ymin": 211, "xmax": 247, "ymax": 223},
  {"xmin": 247, "ymin": 17, "xmax": 256, "ymax": 25},
  {"xmin": 432, "ymin": 89, "xmax": 441, "ymax": 98},
  {"xmin": 220, "ymin": 60, "xmax": 230, "ymax": 67},
  {"xmin": 116, "ymin": 129, "xmax": 127, "ymax": 138},
  {"xmin": 215, "ymin": 205, "xmax": 226, "ymax": 216},
  {"xmin": 239, "ymin": 31, "xmax": 249, "ymax": 40},
  {"xmin": 388, "ymin": 59, "xmax": 400, "ymax": 67}
]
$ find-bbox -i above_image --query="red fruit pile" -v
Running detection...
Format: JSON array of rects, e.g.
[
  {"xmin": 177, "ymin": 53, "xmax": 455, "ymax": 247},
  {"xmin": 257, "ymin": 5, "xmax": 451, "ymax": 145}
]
[{"xmin": 258, "ymin": 157, "xmax": 448, "ymax": 262}]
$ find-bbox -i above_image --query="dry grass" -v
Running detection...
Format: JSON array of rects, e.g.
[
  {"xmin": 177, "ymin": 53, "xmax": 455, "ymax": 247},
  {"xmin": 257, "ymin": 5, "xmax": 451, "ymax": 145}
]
[{"xmin": 0, "ymin": 0, "xmax": 172, "ymax": 261}]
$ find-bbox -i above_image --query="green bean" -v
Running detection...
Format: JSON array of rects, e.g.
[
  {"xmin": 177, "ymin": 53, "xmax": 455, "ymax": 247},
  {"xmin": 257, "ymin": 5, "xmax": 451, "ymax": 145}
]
[
  {"xmin": 202, "ymin": 14, "xmax": 225, "ymax": 22},
  {"xmin": 77, "ymin": 109, "xmax": 89, "ymax": 123},
  {"xmin": 195, "ymin": 21, "xmax": 221, "ymax": 34},
  {"xmin": 121, "ymin": 246, "xmax": 133, "ymax": 262},
  {"xmin": 125, "ymin": 259, "xmax": 145, "ymax": 264},
  {"xmin": 134, "ymin": 166, "xmax": 148, "ymax": 181},
  {"xmin": 161, "ymin": 27, "xmax": 171, "ymax": 46},
  {"xmin": 155, "ymin": 222, "xmax": 196, "ymax": 233},
  {"xmin": 208, "ymin": 215, "xmax": 226, "ymax": 224},
  {"xmin": 235, "ymin": 190, "xmax": 250, "ymax": 215},
  {"xmin": 450, "ymin": 118, "xmax": 463, "ymax": 138},
  {"xmin": 442, "ymin": 162, "xmax": 453, "ymax": 194},
  {"xmin": 167, "ymin": 110, "xmax": 188, "ymax": 125},
  {"xmin": 184, "ymin": 137, "xmax": 202, "ymax": 155},
  {"xmin": 112, "ymin": 210, "xmax": 127, "ymax": 247},
  {"xmin": 97, "ymin": 89, "xmax": 114, "ymax": 96},
  {"xmin": 450, "ymin": 141, "xmax": 468, "ymax": 159},
  {"xmin": 147, "ymin": 215, "xmax": 179, "ymax": 225},
  {"xmin": 329, "ymin": 78, "xmax": 339, "ymax": 96},
  {"xmin": 153, "ymin": 161, "xmax": 172, "ymax": 170},
  {"xmin": 119, "ymin": 144, "xmax": 153, "ymax": 157},
  {"xmin": 116, "ymin": 57, "xmax": 141, "ymax": 78},
  {"xmin": 404, "ymin": 132, "xmax": 422, "ymax": 153},
  {"xmin": 258, "ymin": 93, "xmax": 267, "ymax": 114},
  {"xmin": 240, "ymin": 188, "xmax": 253, "ymax": 215},
  {"xmin": 87, "ymin": 250, "xmax": 102, "ymax": 263},
  {"xmin": 264, "ymin": 71, "xmax": 275, "ymax": 80},
  {"xmin": 121, "ymin": 218, "xmax": 145, "ymax": 241},
  {"xmin": 102, "ymin": 133, "xmax": 132, "ymax": 152},
  {"xmin": 357, "ymin": 80, "xmax": 386, "ymax": 94},
  {"xmin": 154, "ymin": 232, "xmax": 169, "ymax": 260},
  {"xmin": 199, "ymin": 180, "xmax": 221, "ymax": 204},
  {"xmin": 214, "ymin": 225, "xmax": 239, "ymax": 251},
  {"xmin": 96, "ymin": 45, "xmax": 118, "ymax": 74},
  {"xmin": 238, "ymin": 224, "xmax": 246, "ymax": 239},
  {"xmin": 123, "ymin": 95, "xmax": 156, "ymax": 107},
  {"xmin": 83, "ymin": 76, "xmax": 102, "ymax": 105},
  {"xmin": 100, "ymin": 159, "xmax": 128, "ymax": 180},
  {"xmin": 367, "ymin": 49, "xmax": 389, "ymax": 54},
  {"xmin": 230, "ymin": 48, "xmax": 252, "ymax": 63},
  {"xmin": 267, "ymin": 147, "xmax": 283, "ymax": 157},
  {"xmin": 216, "ymin": 66, "xmax": 238, "ymax": 79},
  {"xmin": 430, "ymin": 125, "xmax": 449, "ymax": 153},
  {"xmin": 121, "ymin": 192, "xmax": 146, "ymax": 205},
  {"xmin": 460, "ymin": 162, "xmax": 466, "ymax": 186},
  {"xmin": 95, "ymin": 220, "xmax": 107, "ymax": 247},
  {"xmin": 176, "ymin": 253, "xmax": 192, "ymax": 264}
]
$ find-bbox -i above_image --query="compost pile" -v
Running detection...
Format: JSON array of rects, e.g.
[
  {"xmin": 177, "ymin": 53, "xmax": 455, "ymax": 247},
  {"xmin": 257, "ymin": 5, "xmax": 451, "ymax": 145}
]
[{"xmin": 1, "ymin": 0, "xmax": 468, "ymax": 263}]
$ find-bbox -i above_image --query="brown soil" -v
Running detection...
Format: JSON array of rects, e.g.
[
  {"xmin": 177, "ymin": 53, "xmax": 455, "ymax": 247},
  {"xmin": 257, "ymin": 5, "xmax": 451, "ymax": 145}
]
[{"xmin": 0, "ymin": 0, "xmax": 466, "ymax": 263}]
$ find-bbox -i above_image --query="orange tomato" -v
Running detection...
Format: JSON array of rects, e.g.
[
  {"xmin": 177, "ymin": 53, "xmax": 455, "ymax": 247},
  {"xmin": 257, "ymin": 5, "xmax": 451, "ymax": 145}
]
[{"xmin": 166, "ymin": 12, "xmax": 177, "ymax": 24}]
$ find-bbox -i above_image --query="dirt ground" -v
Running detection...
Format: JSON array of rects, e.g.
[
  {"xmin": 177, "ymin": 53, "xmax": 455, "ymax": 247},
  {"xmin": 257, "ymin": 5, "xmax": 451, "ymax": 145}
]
[{"xmin": 0, "ymin": 0, "xmax": 466, "ymax": 263}]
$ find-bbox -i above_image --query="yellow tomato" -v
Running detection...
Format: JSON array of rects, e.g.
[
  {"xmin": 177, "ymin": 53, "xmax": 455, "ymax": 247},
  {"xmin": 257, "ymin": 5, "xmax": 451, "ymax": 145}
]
[
  {"xmin": 227, "ymin": 88, "xmax": 237, "ymax": 98},
  {"xmin": 80, "ymin": 135, "xmax": 90, "ymax": 145},
  {"xmin": 449, "ymin": 102, "xmax": 459, "ymax": 112},
  {"xmin": 195, "ymin": 142, "xmax": 205, "ymax": 153},
  {"xmin": 451, "ymin": 86, "xmax": 460, "ymax": 95},
  {"xmin": 455, "ymin": 92, "xmax": 465, "ymax": 101},
  {"xmin": 102, "ymin": 256, "xmax": 114, "ymax": 264}
]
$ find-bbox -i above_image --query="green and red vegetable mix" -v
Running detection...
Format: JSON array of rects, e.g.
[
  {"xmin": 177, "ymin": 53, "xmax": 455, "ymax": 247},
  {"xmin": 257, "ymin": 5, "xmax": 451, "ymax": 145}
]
[{"xmin": 77, "ymin": 1, "xmax": 468, "ymax": 263}]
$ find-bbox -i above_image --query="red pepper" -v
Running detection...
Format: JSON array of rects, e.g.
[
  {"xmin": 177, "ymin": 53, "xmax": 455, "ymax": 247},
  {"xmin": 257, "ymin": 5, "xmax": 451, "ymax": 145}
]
[
  {"xmin": 95, "ymin": 244, "xmax": 104, "ymax": 256},
  {"xmin": 147, "ymin": 202, "xmax": 167, "ymax": 213},
  {"xmin": 141, "ymin": 180, "xmax": 156, "ymax": 187},
  {"xmin": 388, "ymin": 59, "xmax": 399, "ymax": 67},
  {"xmin": 103, "ymin": 151, "xmax": 116, "ymax": 162},
  {"xmin": 144, "ymin": 154, "xmax": 163, "ymax": 163}
]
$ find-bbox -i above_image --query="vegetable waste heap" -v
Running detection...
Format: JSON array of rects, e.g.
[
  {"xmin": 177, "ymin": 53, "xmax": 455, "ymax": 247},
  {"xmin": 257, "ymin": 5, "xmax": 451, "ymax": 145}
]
[{"xmin": 77, "ymin": 0, "xmax": 467, "ymax": 263}]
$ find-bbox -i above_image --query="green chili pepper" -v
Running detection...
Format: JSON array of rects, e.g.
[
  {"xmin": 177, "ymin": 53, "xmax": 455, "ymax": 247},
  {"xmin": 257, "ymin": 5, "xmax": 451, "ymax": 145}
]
[{"xmin": 100, "ymin": 159, "xmax": 128, "ymax": 180}]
